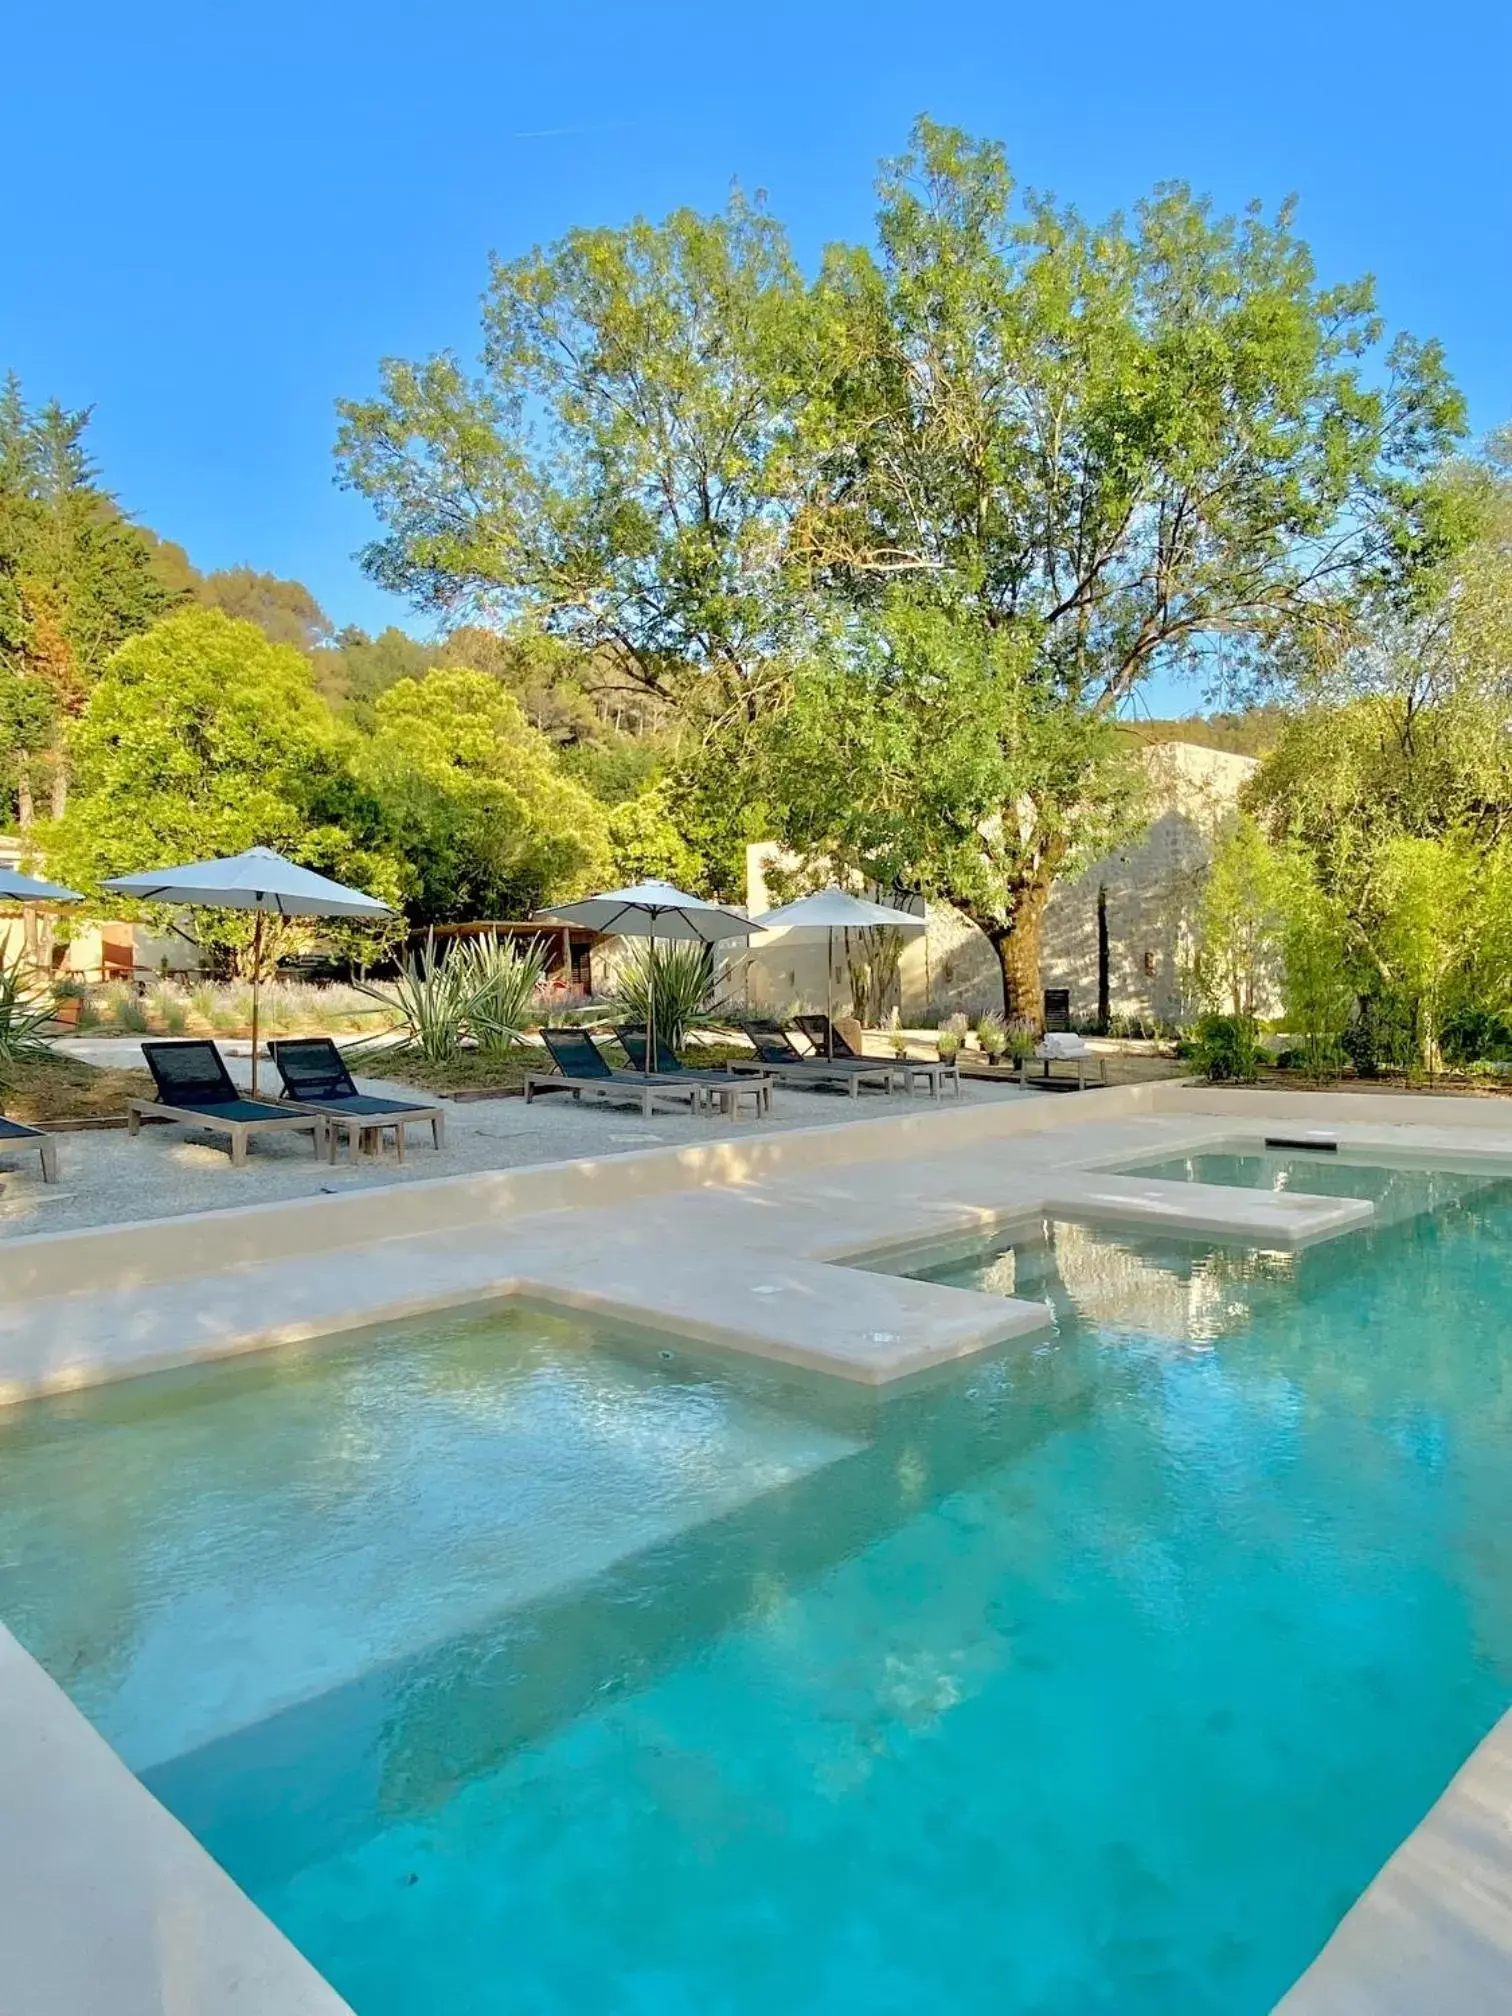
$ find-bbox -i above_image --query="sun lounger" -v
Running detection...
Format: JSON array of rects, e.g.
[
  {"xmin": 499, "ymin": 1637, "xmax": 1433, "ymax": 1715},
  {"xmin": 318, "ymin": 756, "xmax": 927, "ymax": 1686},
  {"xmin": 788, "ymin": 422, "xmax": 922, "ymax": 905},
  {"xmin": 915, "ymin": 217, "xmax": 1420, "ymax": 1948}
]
[
  {"xmin": 790, "ymin": 1014, "xmax": 959, "ymax": 1098},
  {"xmin": 269, "ymin": 1037, "xmax": 446, "ymax": 1162},
  {"xmin": 0, "ymin": 1113, "xmax": 58, "ymax": 1184},
  {"xmin": 130, "ymin": 1040, "xmax": 328, "ymax": 1166},
  {"xmin": 524, "ymin": 1028, "xmax": 704, "ymax": 1120},
  {"xmin": 732, "ymin": 1021, "xmax": 895, "ymax": 1098},
  {"xmin": 614, "ymin": 1025, "xmax": 772, "ymax": 1118}
]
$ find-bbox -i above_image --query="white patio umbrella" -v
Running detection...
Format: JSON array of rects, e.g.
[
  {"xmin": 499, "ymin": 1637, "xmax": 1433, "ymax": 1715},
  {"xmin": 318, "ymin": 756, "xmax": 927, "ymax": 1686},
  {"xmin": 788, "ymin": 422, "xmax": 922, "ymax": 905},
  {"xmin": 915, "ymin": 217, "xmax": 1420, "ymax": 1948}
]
[
  {"xmin": 755, "ymin": 887, "xmax": 926, "ymax": 1056},
  {"xmin": 533, "ymin": 879, "xmax": 756, "ymax": 1073},
  {"xmin": 103, "ymin": 846, "xmax": 392, "ymax": 1093},
  {"xmin": 0, "ymin": 866, "xmax": 84, "ymax": 904},
  {"xmin": 0, "ymin": 864, "xmax": 83, "ymax": 969}
]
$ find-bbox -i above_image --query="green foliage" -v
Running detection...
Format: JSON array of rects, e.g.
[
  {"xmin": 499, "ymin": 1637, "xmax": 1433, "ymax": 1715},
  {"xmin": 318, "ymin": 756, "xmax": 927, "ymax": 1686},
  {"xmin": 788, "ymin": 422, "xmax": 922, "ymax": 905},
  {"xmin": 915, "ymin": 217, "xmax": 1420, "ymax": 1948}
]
[
  {"xmin": 336, "ymin": 192, "xmax": 811, "ymax": 737},
  {"xmin": 364, "ymin": 667, "xmax": 611, "ymax": 922},
  {"xmin": 453, "ymin": 934, "xmax": 547, "ymax": 1056},
  {"xmin": 313, "ymin": 624, "xmax": 434, "ymax": 718},
  {"xmin": 0, "ymin": 944, "xmax": 57, "ymax": 1067},
  {"xmin": 191, "ymin": 567, "xmax": 331, "ymax": 652},
  {"xmin": 1, "ymin": 375, "xmax": 178, "ymax": 819},
  {"xmin": 1192, "ymin": 817, "xmax": 1291, "ymax": 1018},
  {"xmin": 975, "ymin": 1011, "xmax": 1007, "ymax": 1061},
  {"xmin": 935, "ymin": 1012, "xmax": 969, "ymax": 1062},
  {"xmin": 353, "ymin": 932, "xmax": 475, "ymax": 1064},
  {"xmin": 1188, "ymin": 1013, "xmax": 1263, "ymax": 1084},
  {"xmin": 613, "ymin": 941, "xmax": 724, "ymax": 1053},
  {"xmin": 338, "ymin": 120, "xmax": 1461, "ymax": 1016},
  {"xmin": 606, "ymin": 781, "xmax": 702, "ymax": 887},
  {"xmin": 44, "ymin": 608, "xmax": 405, "ymax": 970},
  {"xmin": 1442, "ymin": 1008, "xmax": 1512, "ymax": 1066},
  {"xmin": 1278, "ymin": 873, "xmax": 1355, "ymax": 1079}
]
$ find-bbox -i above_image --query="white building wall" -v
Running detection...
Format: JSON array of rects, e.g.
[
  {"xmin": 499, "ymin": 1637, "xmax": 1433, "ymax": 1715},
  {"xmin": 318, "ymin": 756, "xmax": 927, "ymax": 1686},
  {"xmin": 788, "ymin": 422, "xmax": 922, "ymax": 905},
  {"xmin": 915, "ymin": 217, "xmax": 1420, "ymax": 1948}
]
[{"xmin": 736, "ymin": 741, "xmax": 1257, "ymax": 1028}]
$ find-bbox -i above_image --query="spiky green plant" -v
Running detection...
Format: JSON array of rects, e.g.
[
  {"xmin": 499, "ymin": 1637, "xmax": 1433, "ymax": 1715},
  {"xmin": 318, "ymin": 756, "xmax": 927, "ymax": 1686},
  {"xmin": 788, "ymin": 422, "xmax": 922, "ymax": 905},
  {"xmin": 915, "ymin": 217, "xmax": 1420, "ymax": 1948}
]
[
  {"xmin": 454, "ymin": 936, "xmax": 547, "ymax": 1056},
  {"xmin": 352, "ymin": 932, "xmax": 477, "ymax": 1063},
  {"xmin": 614, "ymin": 940, "xmax": 726, "ymax": 1055},
  {"xmin": 0, "ymin": 945, "xmax": 59, "ymax": 1067}
]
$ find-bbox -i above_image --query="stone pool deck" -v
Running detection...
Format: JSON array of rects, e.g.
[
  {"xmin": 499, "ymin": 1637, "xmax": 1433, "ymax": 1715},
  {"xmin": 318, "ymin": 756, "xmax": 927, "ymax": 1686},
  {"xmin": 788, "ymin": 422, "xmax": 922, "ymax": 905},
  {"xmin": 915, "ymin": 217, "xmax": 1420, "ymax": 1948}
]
[{"xmin": 4, "ymin": 1078, "xmax": 1512, "ymax": 2015}]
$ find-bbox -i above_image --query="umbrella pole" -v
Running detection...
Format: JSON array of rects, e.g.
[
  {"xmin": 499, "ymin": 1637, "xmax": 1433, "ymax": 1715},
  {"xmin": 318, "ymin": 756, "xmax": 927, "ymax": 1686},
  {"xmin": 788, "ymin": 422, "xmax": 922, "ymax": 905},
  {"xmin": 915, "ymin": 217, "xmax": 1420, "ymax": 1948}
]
[
  {"xmin": 647, "ymin": 914, "xmax": 657, "ymax": 1074},
  {"xmin": 250, "ymin": 911, "xmax": 263, "ymax": 1096},
  {"xmin": 827, "ymin": 927, "xmax": 835, "ymax": 1058}
]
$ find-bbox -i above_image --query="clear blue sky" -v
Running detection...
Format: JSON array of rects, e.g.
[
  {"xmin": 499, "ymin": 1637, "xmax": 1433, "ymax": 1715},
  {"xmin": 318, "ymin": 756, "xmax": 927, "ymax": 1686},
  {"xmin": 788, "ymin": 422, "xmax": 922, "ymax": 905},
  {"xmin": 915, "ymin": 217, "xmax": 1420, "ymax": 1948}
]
[{"xmin": 4, "ymin": 0, "xmax": 1508, "ymax": 708}]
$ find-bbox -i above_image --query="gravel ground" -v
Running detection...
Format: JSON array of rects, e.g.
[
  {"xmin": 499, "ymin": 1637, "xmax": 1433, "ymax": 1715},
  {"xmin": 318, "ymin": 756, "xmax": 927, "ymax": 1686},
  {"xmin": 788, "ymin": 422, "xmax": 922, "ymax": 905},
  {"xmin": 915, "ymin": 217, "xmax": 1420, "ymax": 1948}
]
[{"xmin": 0, "ymin": 1043, "xmax": 1029, "ymax": 1240}]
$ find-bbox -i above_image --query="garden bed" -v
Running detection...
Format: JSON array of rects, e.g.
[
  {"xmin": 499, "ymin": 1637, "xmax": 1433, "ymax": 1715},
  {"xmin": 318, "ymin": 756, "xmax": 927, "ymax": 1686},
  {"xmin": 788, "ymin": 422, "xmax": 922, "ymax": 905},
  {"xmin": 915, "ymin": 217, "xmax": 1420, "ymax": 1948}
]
[{"xmin": 0, "ymin": 1054, "xmax": 156, "ymax": 1128}]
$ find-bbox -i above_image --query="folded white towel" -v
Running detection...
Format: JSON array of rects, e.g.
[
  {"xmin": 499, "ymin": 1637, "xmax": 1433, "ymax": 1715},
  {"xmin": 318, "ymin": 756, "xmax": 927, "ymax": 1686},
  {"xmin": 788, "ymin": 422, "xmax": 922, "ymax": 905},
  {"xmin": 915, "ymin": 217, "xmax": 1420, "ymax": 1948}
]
[{"xmin": 1037, "ymin": 1032, "xmax": 1089, "ymax": 1058}]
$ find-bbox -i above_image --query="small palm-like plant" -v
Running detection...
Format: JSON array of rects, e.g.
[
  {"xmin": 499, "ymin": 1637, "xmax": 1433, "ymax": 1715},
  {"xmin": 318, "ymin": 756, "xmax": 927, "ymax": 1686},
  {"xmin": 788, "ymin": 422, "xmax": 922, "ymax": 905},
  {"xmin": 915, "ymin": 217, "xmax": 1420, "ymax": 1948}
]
[
  {"xmin": 615, "ymin": 941, "xmax": 725, "ymax": 1055},
  {"xmin": 455, "ymin": 935, "xmax": 547, "ymax": 1056},
  {"xmin": 0, "ymin": 945, "xmax": 59, "ymax": 1067}
]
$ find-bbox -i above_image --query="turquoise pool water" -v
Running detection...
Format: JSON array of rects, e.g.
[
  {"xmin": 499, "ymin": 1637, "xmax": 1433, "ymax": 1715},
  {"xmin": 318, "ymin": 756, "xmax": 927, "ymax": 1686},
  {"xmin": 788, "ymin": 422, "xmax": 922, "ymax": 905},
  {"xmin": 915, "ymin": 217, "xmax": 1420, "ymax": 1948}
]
[
  {"xmin": 4, "ymin": 1180, "xmax": 1512, "ymax": 2014},
  {"xmin": 1113, "ymin": 1143, "xmax": 1499, "ymax": 1225}
]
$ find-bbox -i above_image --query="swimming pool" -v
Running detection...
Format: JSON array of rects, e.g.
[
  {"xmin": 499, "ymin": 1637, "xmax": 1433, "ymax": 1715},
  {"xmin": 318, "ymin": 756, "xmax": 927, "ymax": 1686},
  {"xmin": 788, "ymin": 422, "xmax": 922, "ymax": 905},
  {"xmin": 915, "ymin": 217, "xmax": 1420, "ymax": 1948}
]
[
  {"xmin": 3, "ymin": 1175, "xmax": 1512, "ymax": 2014},
  {"xmin": 1112, "ymin": 1141, "xmax": 1500, "ymax": 1225}
]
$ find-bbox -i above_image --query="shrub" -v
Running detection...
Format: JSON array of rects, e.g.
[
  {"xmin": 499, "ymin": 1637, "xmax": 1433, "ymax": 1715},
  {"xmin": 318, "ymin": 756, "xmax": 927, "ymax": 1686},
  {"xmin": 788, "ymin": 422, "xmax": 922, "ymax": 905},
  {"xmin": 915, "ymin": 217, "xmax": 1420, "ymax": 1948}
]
[
  {"xmin": 1341, "ymin": 993, "xmax": 1414, "ymax": 1079},
  {"xmin": 353, "ymin": 932, "xmax": 476, "ymax": 1064},
  {"xmin": 1441, "ymin": 1007, "xmax": 1512, "ymax": 1066},
  {"xmin": 0, "ymin": 946, "xmax": 58, "ymax": 1067},
  {"xmin": 147, "ymin": 983, "xmax": 189, "ymax": 1035},
  {"xmin": 935, "ymin": 1011, "xmax": 969, "ymax": 1062},
  {"xmin": 1005, "ymin": 1016, "xmax": 1039, "ymax": 1064},
  {"xmin": 975, "ymin": 1011, "xmax": 1008, "ymax": 1063},
  {"xmin": 1188, "ymin": 1012, "xmax": 1263, "ymax": 1083},
  {"xmin": 456, "ymin": 936, "xmax": 548, "ymax": 1056},
  {"xmin": 614, "ymin": 942, "xmax": 727, "ymax": 1055}
]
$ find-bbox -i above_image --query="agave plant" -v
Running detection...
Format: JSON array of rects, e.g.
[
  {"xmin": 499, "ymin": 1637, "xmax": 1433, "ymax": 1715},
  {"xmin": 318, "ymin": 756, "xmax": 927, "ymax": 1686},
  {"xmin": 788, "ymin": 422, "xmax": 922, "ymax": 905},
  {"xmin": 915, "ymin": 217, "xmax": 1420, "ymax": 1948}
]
[
  {"xmin": 352, "ymin": 932, "xmax": 476, "ymax": 1064},
  {"xmin": 454, "ymin": 935, "xmax": 547, "ymax": 1056},
  {"xmin": 614, "ymin": 940, "xmax": 726, "ymax": 1056},
  {"xmin": 0, "ymin": 944, "xmax": 60, "ymax": 1067}
]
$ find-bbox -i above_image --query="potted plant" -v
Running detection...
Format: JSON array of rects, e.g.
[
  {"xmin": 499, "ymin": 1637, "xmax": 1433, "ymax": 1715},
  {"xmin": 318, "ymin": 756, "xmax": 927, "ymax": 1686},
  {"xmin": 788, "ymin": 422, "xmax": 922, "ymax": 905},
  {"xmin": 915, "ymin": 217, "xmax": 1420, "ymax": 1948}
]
[
  {"xmin": 51, "ymin": 975, "xmax": 88, "ymax": 1029},
  {"xmin": 1006, "ymin": 1017, "xmax": 1039, "ymax": 1068},
  {"xmin": 976, "ymin": 1012, "xmax": 1008, "ymax": 1067},
  {"xmin": 888, "ymin": 1009, "xmax": 910, "ymax": 1059},
  {"xmin": 936, "ymin": 1011, "xmax": 968, "ymax": 1063}
]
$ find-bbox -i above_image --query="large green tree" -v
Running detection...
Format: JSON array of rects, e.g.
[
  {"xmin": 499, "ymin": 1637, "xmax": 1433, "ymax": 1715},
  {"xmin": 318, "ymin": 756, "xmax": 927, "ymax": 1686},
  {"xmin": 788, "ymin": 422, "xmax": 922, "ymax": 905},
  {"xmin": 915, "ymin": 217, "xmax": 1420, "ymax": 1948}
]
[
  {"xmin": 1247, "ymin": 447, "xmax": 1512, "ymax": 1067},
  {"xmin": 0, "ymin": 376, "xmax": 177, "ymax": 823},
  {"xmin": 775, "ymin": 123, "xmax": 1463, "ymax": 1015},
  {"xmin": 363, "ymin": 667, "xmax": 611, "ymax": 921},
  {"xmin": 335, "ymin": 190, "xmax": 816, "ymax": 889},
  {"xmin": 335, "ymin": 121, "xmax": 1463, "ymax": 1012},
  {"xmin": 44, "ymin": 608, "xmax": 404, "ymax": 968}
]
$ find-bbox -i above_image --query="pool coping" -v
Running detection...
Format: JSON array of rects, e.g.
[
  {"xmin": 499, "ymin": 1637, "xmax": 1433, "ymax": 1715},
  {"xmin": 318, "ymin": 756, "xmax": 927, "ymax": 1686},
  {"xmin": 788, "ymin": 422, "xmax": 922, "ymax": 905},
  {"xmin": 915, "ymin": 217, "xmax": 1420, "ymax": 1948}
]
[{"xmin": 4, "ymin": 1080, "xmax": 1512, "ymax": 2015}]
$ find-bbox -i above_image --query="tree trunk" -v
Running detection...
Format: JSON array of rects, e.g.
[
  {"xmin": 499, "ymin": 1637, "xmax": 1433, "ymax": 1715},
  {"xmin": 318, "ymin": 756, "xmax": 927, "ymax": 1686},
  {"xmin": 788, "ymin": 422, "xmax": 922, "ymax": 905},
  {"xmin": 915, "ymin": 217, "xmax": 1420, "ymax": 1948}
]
[
  {"xmin": 50, "ymin": 747, "xmax": 68, "ymax": 820},
  {"xmin": 984, "ymin": 873, "xmax": 1054, "ymax": 1028},
  {"xmin": 16, "ymin": 755, "xmax": 33, "ymax": 828},
  {"xmin": 1096, "ymin": 884, "xmax": 1110, "ymax": 1033}
]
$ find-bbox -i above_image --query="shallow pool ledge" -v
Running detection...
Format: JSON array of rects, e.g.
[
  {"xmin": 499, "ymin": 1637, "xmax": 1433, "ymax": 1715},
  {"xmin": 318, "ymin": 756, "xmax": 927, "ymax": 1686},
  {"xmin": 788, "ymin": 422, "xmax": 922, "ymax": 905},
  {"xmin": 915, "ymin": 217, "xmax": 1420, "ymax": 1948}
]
[
  {"xmin": 1275, "ymin": 1708, "xmax": 1512, "ymax": 2014},
  {"xmin": 0, "ymin": 1625, "xmax": 353, "ymax": 2016}
]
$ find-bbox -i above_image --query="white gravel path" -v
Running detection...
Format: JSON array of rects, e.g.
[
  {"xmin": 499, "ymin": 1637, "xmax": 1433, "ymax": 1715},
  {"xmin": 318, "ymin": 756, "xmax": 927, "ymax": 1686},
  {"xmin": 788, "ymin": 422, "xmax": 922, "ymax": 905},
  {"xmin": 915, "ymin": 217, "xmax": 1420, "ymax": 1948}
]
[{"xmin": 1, "ymin": 1042, "xmax": 1028, "ymax": 1240}]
